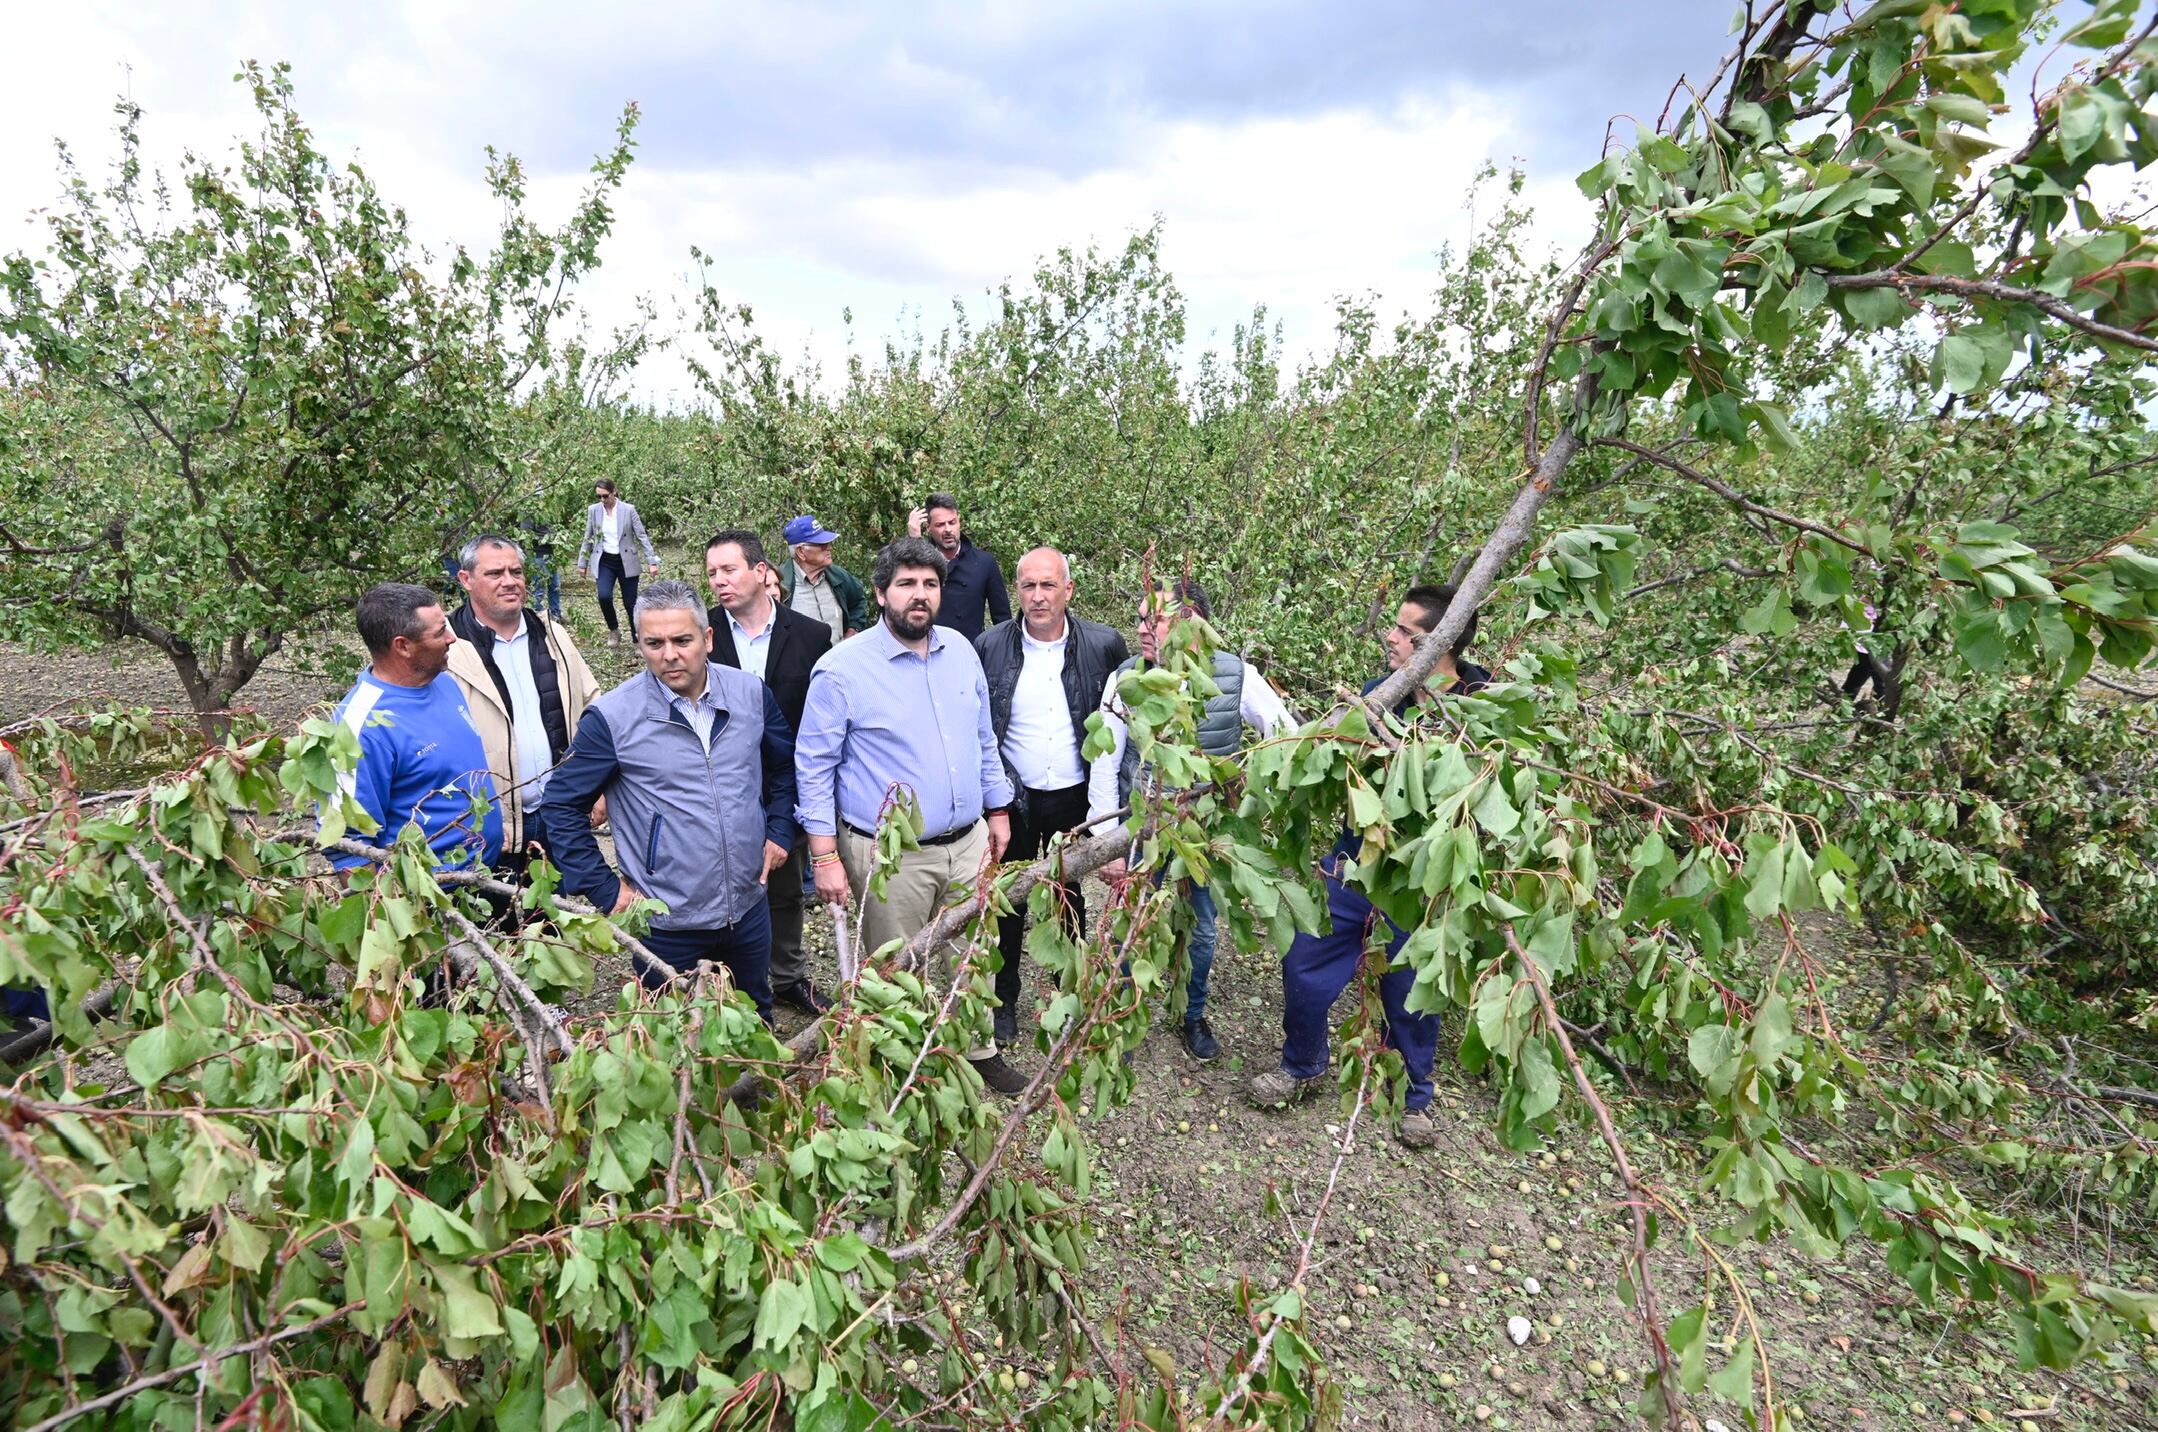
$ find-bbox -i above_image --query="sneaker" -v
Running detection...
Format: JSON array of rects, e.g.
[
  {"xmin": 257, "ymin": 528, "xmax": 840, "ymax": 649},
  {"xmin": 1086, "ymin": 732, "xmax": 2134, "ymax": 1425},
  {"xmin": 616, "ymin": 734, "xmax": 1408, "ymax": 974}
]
[
  {"xmin": 773, "ymin": 979, "xmax": 831, "ymax": 1015},
  {"xmin": 992, "ymin": 1004, "xmax": 1019, "ymax": 1047},
  {"xmin": 1179, "ymin": 1017, "xmax": 1220, "ymax": 1062},
  {"xmin": 1246, "ymin": 1065, "xmax": 1326, "ymax": 1108},
  {"xmin": 969, "ymin": 1052, "xmax": 1029, "ymax": 1096},
  {"xmin": 1398, "ymin": 1109, "xmax": 1436, "ymax": 1148}
]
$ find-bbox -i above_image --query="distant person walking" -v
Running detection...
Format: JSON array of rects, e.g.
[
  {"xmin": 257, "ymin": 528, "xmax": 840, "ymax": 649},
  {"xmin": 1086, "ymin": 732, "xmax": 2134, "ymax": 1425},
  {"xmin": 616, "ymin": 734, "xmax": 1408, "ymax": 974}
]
[
  {"xmin": 909, "ymin": 492, "xmax": 1010, "ymax": 640},
  {"xmin": 577, "ymin": 477, "xmax": 659, "ymax": 646}
]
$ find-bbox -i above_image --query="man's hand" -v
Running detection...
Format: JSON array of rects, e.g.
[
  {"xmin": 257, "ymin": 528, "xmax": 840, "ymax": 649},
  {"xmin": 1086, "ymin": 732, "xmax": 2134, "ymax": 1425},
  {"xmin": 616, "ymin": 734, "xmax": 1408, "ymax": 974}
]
[
  {"xmin": 813, "ymin": 854, "xmax": 850, "ymax": 906},
  {"xmin": 906, "ymin": 506, "xmax": 927, "ymax": 537},
  {"xmin": 577, "ymin": 566, "xmax": 588, "ymax": 579},
  {"xmin": 610, "ymin": 880, "xmax": 644, "ymax": 915},
  {"xmin": 647, "ymin": 562, "xmax": 661, "ymax": 577},
  {"xmin": 985, "ymin": 810, "xmax": 1011, "ymax": 864},
  {"xmin": 759, "ymin": 840, "xmax": 788, "ymax": 885},
  {"xmin": 1096, "ymin": 858, "xmax": 1129, "ymax": 887},
  {"xmin": 589, "ymin": 794, "xmax": 609, "ymax": 829}
]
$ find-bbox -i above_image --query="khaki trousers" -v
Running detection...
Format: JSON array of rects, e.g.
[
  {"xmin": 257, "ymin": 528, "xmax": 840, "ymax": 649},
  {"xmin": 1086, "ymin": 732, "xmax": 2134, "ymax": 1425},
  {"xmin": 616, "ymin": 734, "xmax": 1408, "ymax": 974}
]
[{"xmin": 839, "ymin": 819, "xmax": 997, "ymax": 1060}]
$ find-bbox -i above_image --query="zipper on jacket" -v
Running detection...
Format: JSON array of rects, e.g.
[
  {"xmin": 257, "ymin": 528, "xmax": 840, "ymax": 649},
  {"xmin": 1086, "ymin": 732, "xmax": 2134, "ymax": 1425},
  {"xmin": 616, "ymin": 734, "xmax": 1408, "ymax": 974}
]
[{"xmin": 645, "ymin": 813, "xmax": 665, "ymax": 872}]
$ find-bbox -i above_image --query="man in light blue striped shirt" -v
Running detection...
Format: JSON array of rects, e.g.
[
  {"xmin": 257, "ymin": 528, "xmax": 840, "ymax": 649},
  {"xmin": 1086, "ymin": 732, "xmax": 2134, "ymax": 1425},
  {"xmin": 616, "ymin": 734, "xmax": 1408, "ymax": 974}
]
[{"xmin": 794, "ymin": 537, "xmax": 1025, "ymax": 1093}]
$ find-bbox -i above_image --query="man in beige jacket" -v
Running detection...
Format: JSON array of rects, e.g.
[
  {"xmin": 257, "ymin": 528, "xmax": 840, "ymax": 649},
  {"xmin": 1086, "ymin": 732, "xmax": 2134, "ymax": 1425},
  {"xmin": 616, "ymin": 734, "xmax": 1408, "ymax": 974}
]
[{"xmin": 446, "ymin": 533, "xmax": 603, "ymax": 868}]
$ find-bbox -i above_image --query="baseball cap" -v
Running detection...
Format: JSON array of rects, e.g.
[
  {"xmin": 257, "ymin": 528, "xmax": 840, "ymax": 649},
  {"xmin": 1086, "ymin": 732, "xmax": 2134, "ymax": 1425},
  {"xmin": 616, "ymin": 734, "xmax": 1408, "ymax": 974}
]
[{"xmin": 783, "ymin": 514, "xmax": 839, "ymax": 545}]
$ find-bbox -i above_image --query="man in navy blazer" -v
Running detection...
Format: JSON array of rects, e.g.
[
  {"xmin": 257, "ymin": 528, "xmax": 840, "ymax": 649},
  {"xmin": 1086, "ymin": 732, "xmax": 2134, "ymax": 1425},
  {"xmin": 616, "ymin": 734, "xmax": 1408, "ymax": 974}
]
[{"xmin": 705, "ymin": 527, "xmax": 834, "ymax": 1012}]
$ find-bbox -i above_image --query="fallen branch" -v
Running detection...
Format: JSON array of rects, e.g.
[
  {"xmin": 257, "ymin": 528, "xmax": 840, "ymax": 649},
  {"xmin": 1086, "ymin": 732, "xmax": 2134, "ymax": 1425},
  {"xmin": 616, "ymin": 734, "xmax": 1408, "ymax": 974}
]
[
  {"xmin": 1204, "ymin": 1045, "xmax": 1374, "ymax": 1428},
  {"xmin": 12, "ymin": 1299, "xmax": 361, "ymax": 1432},
  {"xmin": 1509, "ymin": 925, "xmax": 1685, "ymax": 1432},
  {"xmin": 1596, "ymin": 437, "xmax": 1872, "ymax": 554},
  {"xmin": 1825, "ymin": 270, "xmax": 2158, "ymax": 355}
]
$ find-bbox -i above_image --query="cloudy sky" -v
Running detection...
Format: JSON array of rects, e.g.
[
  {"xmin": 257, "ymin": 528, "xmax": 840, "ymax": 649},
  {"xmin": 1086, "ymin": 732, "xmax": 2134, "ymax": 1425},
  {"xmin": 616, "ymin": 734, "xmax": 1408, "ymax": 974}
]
[{"xmin": 2, "ymin": 1, "xmax": 1740, "ymax": 403}]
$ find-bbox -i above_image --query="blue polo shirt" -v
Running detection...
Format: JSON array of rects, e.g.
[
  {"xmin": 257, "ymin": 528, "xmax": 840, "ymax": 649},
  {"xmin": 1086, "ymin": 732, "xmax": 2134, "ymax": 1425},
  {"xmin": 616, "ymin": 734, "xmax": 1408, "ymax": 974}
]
[{"xmin": 329, "ymin": 670, "xmax": 502, "ymax": 869}]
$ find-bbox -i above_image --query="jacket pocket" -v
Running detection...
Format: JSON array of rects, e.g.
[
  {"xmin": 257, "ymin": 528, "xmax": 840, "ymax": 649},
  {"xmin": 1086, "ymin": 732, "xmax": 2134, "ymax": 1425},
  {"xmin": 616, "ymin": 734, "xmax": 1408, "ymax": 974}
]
[{"xmin": 644, "ymin": 813, "xmax": 666, "ymax": 873}]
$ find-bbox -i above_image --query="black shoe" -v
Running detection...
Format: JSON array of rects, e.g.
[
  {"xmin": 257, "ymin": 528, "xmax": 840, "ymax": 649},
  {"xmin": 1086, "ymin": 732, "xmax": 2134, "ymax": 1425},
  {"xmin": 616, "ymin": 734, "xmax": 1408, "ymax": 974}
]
[
  {"xmin": 774, "ymin": 980, "xmax": 830, "ymax": 1015},
  {"xmin": 969, "ymin": 1053, "xmax": 1030, "ymax": 1096},
  {"xmin": 1180, "ymin": 1016, "xmax": 1220, "ymax": 1062},
  {"xmin": 993, "ymin": 1004, "xmax": 1018, "ymax": 1047}
]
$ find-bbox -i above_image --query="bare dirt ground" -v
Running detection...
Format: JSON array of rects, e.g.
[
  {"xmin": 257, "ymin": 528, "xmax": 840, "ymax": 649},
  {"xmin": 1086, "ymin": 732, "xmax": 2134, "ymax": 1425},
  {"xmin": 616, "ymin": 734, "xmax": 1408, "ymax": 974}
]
[{"xmin": 6, "ymin": 585, "xmax": 2154, "ymax": 1431}]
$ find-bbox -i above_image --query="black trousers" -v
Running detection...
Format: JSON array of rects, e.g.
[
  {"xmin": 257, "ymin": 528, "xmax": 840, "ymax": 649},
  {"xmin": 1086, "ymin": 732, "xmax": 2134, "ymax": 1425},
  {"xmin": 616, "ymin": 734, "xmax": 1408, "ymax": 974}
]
[
  {"xmin": 767, "ymin": 840, "xmax": 809, "ymax": 990},
  {"xmin": 995, "ymin": 782, "xmax": 1091, "ymax": 1011},
  {"xmin": 595, "ymin": 553, "xmax": 639, "ymax": 634}
]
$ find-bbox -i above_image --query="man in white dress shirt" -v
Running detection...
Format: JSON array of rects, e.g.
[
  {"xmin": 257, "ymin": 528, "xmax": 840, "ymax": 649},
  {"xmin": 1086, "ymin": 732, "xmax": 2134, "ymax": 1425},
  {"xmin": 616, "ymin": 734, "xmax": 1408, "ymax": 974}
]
[{"xmin": 973, "ymin": 549, "xmax": 1129, "ymax": 1046}]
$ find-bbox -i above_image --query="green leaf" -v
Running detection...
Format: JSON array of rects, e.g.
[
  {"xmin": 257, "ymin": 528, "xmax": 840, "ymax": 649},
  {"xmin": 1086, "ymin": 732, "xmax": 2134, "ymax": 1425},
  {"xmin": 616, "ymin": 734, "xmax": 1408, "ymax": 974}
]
[
  {"xmin": 1935, "ymin": 333, "xmax": 1987, "ymax": 394},
  {"xmin": 1708, "ymin": 1336, "xmax": 1757, "ymax": 1402},
  {"xmin": 1516, "ymin": 1036, "xmax": 1561, "ymax": 1123},
  {"xmin": 1840, "ymin": 286, "xmax": 1907, "ymax": 330},
  {"xmin": 755, "ymin": 1277, "xmax": 808, "ymax": 1352},
  {"xmin": 432, "ymin": 1262, "xmax": 503, "ymax": 1339},
  {"xmin": 124, "ymin": 1026, "xmax": 186, "ymax": 1091},
  {"xmin": 1470, "ymin": 778, "xmax": 1520, "ymax": 838}
]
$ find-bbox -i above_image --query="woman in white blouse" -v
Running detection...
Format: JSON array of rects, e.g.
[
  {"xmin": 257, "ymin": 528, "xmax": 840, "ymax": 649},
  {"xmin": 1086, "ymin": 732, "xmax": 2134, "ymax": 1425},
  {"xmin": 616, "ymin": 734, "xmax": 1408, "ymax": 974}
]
[{"xmin": 576, "ymin": 478, "xmax": 660, "ymax": 645}]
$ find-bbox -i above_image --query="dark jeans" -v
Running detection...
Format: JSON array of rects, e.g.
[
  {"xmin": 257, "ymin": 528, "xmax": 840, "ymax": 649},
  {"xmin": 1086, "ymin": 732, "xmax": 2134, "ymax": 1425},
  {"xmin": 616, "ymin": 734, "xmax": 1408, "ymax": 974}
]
[
  {"xmin": 595, "ymin": 553, "xmax": 638, "ymax": 634},
  {"xmin": 639, "ymin": 904, "xmax": 774, "ymax": 1024},
  {"xmin": 1280, "ymin": 870, "xmax": 1438, "ymax": 1112},
  {"xmin": 995, "ymin": 782, "xmax": 1091, "ymax": 1014},
  {"xmin": 767, "ymin": 841, "xmax": 808, "ymax": 990}
]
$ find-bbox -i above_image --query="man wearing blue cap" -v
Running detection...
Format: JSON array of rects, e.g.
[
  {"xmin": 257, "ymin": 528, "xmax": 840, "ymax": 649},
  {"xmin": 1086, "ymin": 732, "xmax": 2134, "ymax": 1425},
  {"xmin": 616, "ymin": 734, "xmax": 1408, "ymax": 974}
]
[{"xmin": 778, "ymin": 515, "xmax": 872, "ymax": 643}]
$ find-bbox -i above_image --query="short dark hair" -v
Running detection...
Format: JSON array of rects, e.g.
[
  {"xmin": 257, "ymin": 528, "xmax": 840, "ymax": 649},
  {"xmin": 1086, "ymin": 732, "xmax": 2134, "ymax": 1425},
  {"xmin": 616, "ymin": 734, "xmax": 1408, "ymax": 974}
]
[
  {"xmin": 924, "ymin": 492, "xmax": 960, "ymax": 516},
  {"xmin": 872, "ymin": 536, "xmax": 948, "ymax": 592},
  {"xmin": 1403, "ymin": 582, "xmax": 1477, "ymax": 655},
  {"xmin": 706, "ymin": 527, "xmax": 768, "ymax": 568},
  {"xmin": 1149, "ymin": 576, "xmax": 1211, "ymax": 620},
  {"xmin": 594, "ymin": 477, "xmax": 618, "ymax": 495},
  {"xmin": 356, "ymin": 583, "xmax": 442, "ymax": 657}
]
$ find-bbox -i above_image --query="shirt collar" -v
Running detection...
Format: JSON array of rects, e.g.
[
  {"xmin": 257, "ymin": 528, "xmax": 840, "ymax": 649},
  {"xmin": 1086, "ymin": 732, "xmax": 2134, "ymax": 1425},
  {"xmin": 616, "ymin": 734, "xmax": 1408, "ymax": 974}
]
[
  {"xmin": 725, "ymin": 599, "xmax": 775, "ymax": 642},
  {"xmin": 646, "ymin": 666, "xmax": 723, "ymax": 713},
  {"xmin": 1021, "ymin": 619, "xmax": 1069, "ymax": 652},
  {"xmin": 497, "ymin": 614, "xmax": 529, "ymax": 646},
  {"xmin": 870, "ymin": 617, "xmax": 944, "ymax": 661}
]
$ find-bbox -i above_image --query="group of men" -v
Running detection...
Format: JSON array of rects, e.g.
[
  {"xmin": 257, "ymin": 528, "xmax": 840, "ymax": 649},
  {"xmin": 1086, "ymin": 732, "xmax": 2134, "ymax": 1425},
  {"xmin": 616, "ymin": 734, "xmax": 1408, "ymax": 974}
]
[{"xmin": 330, "ymin": 490, "xmax": 1486, "ymax": 1141}]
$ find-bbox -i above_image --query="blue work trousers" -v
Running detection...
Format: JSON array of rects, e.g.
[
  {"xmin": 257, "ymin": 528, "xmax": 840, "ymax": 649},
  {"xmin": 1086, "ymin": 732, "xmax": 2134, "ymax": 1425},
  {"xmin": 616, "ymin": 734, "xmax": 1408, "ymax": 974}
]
[{"xmin": 1279, "ymin": 873, "xmax": 1439, "ymax": 1111}]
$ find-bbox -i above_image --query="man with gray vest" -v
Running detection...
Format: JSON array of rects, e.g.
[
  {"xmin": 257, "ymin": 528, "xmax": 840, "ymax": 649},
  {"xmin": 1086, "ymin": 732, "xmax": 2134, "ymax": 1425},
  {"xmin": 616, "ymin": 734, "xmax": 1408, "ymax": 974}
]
[
  {"xmin": 1085, "ymin": 577, "xmax": 1291, "ymax": 1061},
  {"xmin": 536, "ymin": 581, "xmax": 796, "ymax": 1022}
]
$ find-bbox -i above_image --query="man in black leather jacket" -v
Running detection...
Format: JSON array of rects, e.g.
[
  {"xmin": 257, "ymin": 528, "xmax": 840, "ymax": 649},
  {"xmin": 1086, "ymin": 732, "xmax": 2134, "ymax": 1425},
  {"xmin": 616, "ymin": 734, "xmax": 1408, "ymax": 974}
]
[{"xmin": 974, "ymin": 547, "xmax": 1130, "ymax": 1045}]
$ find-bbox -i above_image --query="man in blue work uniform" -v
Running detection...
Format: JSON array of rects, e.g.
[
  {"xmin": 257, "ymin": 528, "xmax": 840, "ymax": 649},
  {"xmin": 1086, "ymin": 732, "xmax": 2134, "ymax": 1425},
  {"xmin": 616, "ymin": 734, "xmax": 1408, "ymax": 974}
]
[{"xmin": 1246, "ymin": 583, "xmax": 1490, "ymax": 1148}]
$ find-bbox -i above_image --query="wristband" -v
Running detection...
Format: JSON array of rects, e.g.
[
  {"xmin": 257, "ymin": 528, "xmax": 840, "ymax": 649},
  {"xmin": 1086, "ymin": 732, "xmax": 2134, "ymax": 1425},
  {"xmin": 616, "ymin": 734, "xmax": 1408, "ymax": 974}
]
[{"xmin": 810, "ymin": 851, "xmax": 842, "ymax": 866}]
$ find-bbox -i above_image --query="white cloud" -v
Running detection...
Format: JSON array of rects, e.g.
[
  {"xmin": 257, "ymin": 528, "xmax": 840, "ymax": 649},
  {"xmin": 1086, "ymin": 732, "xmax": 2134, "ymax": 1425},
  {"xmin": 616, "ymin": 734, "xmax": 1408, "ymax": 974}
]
[{"xmin": 2, "ymin": 4, "xmax": 1598, "ymax": 408}]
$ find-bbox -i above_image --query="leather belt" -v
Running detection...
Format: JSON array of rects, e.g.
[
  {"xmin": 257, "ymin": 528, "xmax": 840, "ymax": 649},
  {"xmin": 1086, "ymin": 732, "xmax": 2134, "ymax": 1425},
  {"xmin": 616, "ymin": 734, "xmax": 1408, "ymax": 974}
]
[{"xmin": 844, "ymin": 818, "xmax": 979, "ymax": 848}]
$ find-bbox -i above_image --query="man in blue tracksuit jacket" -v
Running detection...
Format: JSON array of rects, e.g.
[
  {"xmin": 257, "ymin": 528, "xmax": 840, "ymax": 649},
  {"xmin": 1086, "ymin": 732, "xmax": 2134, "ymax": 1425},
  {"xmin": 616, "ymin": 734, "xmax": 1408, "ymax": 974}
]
[
  {"xmin": 1246, "ymin": 582, "xmax": 1490, "ymax": 1149},
  {"xmin": 536, "ymin": 581, "xmax": 796, "ymax": 1021}
]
